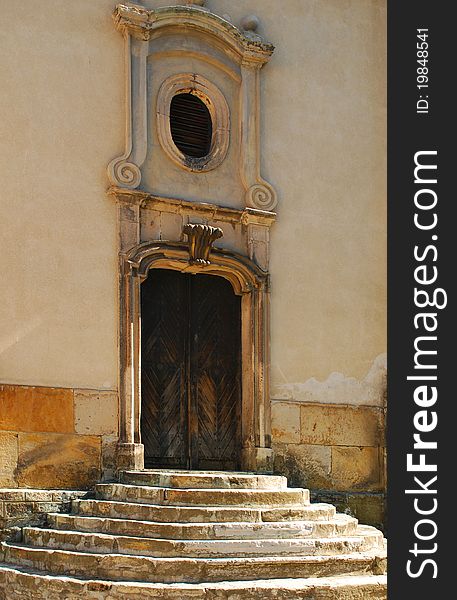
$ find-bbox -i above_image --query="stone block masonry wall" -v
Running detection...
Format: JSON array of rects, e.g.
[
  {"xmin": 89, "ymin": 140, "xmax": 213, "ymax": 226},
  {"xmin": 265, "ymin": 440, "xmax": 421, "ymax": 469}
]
[
  {"xmin": 0, "ymin": 384, "xmax": 119, "ymax": 490},
  {"xmin": 0, "ymin": 489, "xmax": 89, "ymax": 533},
  {"xmin": 272, "ymin": 399, "xmax": 386, "ymax": 530},
  {"xmin": 271, "ymin": 354, "xmax": 387, "ymax": 530}
]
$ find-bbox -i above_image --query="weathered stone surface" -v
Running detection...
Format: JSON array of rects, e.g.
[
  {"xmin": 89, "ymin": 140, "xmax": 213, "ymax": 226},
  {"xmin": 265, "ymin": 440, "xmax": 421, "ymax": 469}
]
[
  {"xmin": 311, "ymin": 491, "xmax": 386, "ymax": 532},
  {"xmin": 16, "ymin": 433, "xmax": 101, "ymax": 489},
  {"xmin": 207, "ymin": 219, "xmax": 243, "ymax": 255},
  {"xmin": 331, "ymin": 447, "xmax": 382, "ymax": 492},
  {"xmin": 95, "ymin": 483, "xmax": 309, "ymax": 507},
  {"xmin": 271, "ymin": 402, "xmax": 301, "ymax": 444},
  {"xmin": 1, "ymin": 542, "xmax": 386, "ymax": 583},
  {"xmin": 0, "ymin": 490, "xmax": 88, "ymax": 531},
  {"xmin": 74, "ymin": 498, "xmax": 336, "ymax": 524},
  {"xmin": 160, "ymin": 212, "xmax": 183, "ymax": 241},
  {"xmin": 22, "ymin": 526, "xmax": 383, "ymax": 559},
  {"xmin": 4, "ymin": 502, "xmax": 32, "ymax": 520},
  {"xmin": 140, "ymin": 208, "xmax": 161, "ymax": 241},
  {"xmin": 0, "ymin": 385, "xmax": 74, "ymax": 434},
  {"xmin": 0, "ymin": 432, "xmax": 18, "ymax": 487},
  {"xmin": 24, "ymin": 491, "xmax": 52, "ymax": 502},
  {"xmin": 300, "ymin": 405, "xmax": 383, "ymax": 447},
  {"xmin": 51, "ymin": 490, "xmax": 89, "ymax": 502},
  {"xmin": 101, "ymin": 435, "xmax": 118, "ymax": 481},
  {"xmin": 346, "ymin": 496, "xmax": 385, "ymax": 532},
  {"xmin": 120, "ymin": 470, "xmax": 287, "ymax": 490},
  {"xmin": 74, "ymin": 390, "xmax": 118, "ymax": 436},
  {"xmin": 0, "ymin": 469, "xmax": 386, "ymax": 597},
  {"xmin": 0, "ymin": 490, "xmax": 25, "ymax": 502},
  {"xmin": 47, "ymin": 512, "xmax": 358, "ymax": 540},
  {"xmin": 274, "ymin": 442, "xmax": 332, "ymax": 490},
  {"xmin": 75, "ymin": 498, "xmax": 260, "ymax": 523},
  {"xmin": 0, "ymin": 566, "xmax": 387, "ymax": 599},
  {"xmin": 271, "ymin": 354, "xmax": 387, "ymax": 408}
]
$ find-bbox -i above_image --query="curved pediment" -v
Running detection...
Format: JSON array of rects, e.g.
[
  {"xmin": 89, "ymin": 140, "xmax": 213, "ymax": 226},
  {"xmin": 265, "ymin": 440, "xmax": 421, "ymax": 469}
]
[{"xmin": 113, "ymin": 3, "xmax": 274, "ymax": 66}]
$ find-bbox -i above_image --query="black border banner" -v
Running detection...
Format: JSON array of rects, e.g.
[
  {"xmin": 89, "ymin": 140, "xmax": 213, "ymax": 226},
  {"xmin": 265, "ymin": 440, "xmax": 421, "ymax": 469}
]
[{"xmin": 388, "ymin": 2, "xmax": 453, "ymax": 597}]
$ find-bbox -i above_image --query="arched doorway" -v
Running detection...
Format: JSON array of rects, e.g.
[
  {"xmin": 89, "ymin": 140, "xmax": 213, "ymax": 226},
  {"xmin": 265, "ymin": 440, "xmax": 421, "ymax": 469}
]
[
  {"xmin": 140, "ymin": 269, "xmax": 242, "ymax": 470},
  {"xmin": 116, "ymin": 240, "xmax": 273, "ymax": 474}
]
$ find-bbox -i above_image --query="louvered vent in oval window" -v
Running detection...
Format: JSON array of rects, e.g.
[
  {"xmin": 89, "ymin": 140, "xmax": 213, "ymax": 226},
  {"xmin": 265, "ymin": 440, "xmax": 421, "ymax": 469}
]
[{"xmin": 170, "ymin": 93, "xmax": 212, "ymax": 158}]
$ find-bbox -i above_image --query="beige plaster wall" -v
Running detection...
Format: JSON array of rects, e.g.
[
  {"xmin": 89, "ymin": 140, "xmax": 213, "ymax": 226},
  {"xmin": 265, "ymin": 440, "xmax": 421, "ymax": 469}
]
[
  {"xmin": 261, "ymin": 0, "xmax": 387, "ymax": 392},
  {"xmin": 142, "ymin": 0, "xmax": 387, "ymax": 381},
  {"xmin": 0, "ymin": 0, "xmax": 386, "ymax": 396},
  {"xmin": 0, "ymin": 1, "xmax": 122, "ymax": 390}
]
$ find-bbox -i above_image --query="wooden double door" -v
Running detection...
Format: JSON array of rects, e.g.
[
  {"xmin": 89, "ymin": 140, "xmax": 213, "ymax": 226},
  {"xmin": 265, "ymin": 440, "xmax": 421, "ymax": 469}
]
[{"xmin": 140, "ymin": 269, "xmax": 242, "ymax": 470}]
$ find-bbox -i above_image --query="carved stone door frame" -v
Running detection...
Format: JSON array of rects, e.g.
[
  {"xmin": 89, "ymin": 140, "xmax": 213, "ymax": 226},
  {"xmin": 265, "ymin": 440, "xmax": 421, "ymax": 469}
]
[{"xmin": 116, "ymin": 237, "xmax": 272, "ymax": 473}]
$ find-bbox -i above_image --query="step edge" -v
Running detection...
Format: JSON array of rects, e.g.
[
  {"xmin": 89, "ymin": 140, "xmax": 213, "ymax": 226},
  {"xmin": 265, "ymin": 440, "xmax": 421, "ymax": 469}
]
[
  {"xmin": 0, "ymin": 563, "xmax": 388, "ymax": 590},
  {"xmin": 2, "ymin": 541, "xmax": 388, "ymax": 563},
  {"xmin": 23, "ymin": 526, "xmax": 382, "ymax": 547},
  {"xmin": 48, "ymin": 513, "xmax": 355, "ymax": 527}
]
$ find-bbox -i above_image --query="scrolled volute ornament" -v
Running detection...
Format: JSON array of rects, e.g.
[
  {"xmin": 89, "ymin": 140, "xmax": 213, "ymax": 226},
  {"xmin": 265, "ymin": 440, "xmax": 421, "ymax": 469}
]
[
  {"xmin": 108, "ymin": 157, "xmax": 142, "ymax": 189},
  {"xmin": 246, "ymin": 183, "xmax": 277, "ymax": 211}
]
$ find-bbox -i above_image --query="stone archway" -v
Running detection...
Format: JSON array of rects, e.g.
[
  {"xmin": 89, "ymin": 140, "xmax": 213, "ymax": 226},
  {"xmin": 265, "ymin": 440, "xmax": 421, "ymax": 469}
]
[{"xmin": 116, "ymin": 239, "xmax": 273, "ymax": 473}]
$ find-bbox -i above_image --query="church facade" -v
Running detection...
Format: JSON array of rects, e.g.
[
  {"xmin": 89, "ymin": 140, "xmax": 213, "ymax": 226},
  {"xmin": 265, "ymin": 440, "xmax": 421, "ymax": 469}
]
[{"xmin": 0, "ymin": 0, "xmax": 386, "ymax": 530}]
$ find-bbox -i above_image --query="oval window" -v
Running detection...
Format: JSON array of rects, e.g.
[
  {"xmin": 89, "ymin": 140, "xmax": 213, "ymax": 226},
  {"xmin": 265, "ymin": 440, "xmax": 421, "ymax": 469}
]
[{"xmin": 170, "ymin": 93, "xmax": 212, "ymax": 158}]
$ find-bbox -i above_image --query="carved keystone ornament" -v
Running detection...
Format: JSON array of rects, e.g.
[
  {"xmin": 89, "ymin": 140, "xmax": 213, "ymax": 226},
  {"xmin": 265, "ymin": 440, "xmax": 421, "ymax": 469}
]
[{"xmin": 183, "ymin": 224, "xmax": 223, "ymax": 265}]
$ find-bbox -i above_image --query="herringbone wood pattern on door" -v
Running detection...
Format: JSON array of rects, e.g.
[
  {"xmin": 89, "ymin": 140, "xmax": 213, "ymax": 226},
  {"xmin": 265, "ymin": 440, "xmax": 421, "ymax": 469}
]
[
  {"xmin": 141, "ymin": 270, "xmax": 188, "ymax": 468},
  {"xmin": 192, "ymin": 275, "xmax": 241, "ymax": 470},
  {"xmin": 141, "ymin": 270, "xmax": 241, "ymax": 469}
]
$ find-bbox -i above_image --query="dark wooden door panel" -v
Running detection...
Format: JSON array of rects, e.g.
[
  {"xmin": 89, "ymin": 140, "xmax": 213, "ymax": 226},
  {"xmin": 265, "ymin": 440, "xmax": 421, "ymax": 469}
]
[
  {"xmin": 141, "ymin": 269, "xmax": 188, "ymax": 468},
  {"xmin": 192, "ymin": 275, "xmax": 241, "ymax": 470},
  {"xmin": 141, "ymin": 270, "xmax": 241, "ymax": 470}
]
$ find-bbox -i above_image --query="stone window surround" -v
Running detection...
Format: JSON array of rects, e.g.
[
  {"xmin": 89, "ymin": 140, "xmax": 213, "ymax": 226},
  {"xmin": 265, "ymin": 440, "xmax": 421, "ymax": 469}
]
[
  {"xmin": 107, "ymin": 2, "xmax": 278, "ymax": 211},
  {"xmin": 157, "ymin": 73, "xmax": 230, "ymax": 173}
]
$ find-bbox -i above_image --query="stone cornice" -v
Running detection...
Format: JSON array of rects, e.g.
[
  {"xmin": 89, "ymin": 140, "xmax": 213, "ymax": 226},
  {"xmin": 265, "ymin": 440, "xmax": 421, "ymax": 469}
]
[
  {"xmin": 108, "ymin": 187, "xmax": 276, "ymax": 227},
  {"xmin": 113, "ymin": 3, "xmax": 274, "ymax": 65}
]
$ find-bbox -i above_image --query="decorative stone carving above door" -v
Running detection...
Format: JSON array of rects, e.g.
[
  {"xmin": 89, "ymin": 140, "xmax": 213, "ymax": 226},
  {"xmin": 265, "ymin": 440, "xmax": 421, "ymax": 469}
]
[{"xmin": 182, "ymin": 223, "xmax": 223, "ymax": 265}]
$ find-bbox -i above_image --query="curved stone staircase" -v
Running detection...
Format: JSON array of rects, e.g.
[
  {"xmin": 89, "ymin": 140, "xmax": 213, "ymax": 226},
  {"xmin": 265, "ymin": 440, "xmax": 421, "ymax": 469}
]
[{"xmin": 0, "ymin": 470, "xmax": 387, "ymax": 599}]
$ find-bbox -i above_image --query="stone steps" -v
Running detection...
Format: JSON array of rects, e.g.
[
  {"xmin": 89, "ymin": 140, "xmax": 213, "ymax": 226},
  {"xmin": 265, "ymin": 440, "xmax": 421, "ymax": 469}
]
[
  {"xmin": 0, "ymin": 469, "xmax": 387, "ymax": 598},
  {"xmin": 73, "ymin": 498, "xmax": 331, "ymax": 523},
  {"xmin": 120, "ymin": 469, "xmax": 288, "ymax": 490},
  {"xmin": 21, "ymin": 525, "xmax": 383, "ymax": 558},
  {"xmin": 0, "ymin": 565, "xmax": 387, "ymax": 600},
  {"xmin": 47, "ymin": 512, "xmax": 358, "ymax": 539},
  {"xmin": 95, "ymin": 483, "xmax": 310, "ymax": 507},
  {"xmin": 1, "ymin": 542, "xmax": 386, "ymax": 583}
]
